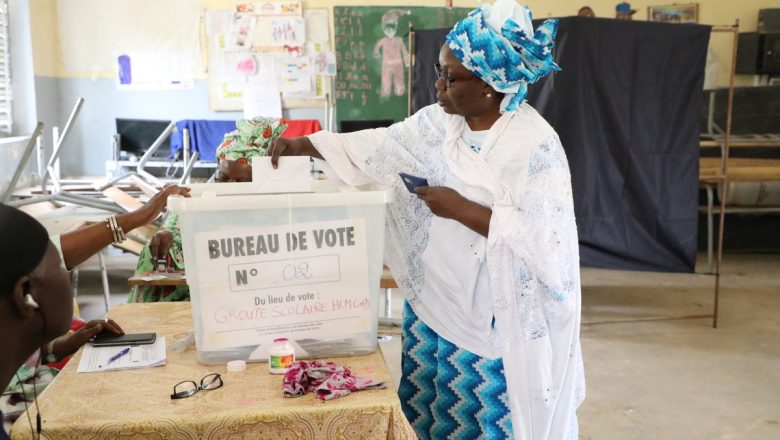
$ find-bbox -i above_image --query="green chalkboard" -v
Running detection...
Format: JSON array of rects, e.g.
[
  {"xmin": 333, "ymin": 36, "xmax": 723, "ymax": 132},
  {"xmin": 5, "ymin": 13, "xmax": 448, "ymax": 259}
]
[{"xmin": 334, "ymin": 6, "xmax": 471, "ymax": 130}]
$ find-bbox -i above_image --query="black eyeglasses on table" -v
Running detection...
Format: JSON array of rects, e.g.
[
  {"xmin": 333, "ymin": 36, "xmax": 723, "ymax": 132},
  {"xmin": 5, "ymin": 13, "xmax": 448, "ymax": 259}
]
[{"xmin": 170, "ymin": 373, "xmax": 223, "ymax": 399}]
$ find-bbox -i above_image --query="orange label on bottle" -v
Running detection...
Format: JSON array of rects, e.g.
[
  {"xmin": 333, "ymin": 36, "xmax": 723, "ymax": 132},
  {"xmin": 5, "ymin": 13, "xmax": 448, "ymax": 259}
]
[{"xmin": 270, "ymin": 354, "xmax": 294, "ymax": 369}]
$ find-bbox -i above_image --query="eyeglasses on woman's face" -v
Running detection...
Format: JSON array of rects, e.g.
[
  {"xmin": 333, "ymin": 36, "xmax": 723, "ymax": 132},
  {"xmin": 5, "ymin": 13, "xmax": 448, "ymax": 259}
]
[
  {"xmin": 170, "ymin": 373, "xmax": 223, "ymax": 399},
  {"xmin": 434, "ymin": 63, "xmax": 477, "ymax": 89}
]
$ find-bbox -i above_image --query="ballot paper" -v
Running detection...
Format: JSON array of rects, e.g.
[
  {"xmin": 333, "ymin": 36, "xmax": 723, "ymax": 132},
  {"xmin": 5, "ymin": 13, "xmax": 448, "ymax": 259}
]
[
  {"xmin": 77, "ymin": 337, "xmax": 167, "ymax": 373},
  {"xmin": 251, "ymin": 156, "xmax": 312, "ymax": 193}
]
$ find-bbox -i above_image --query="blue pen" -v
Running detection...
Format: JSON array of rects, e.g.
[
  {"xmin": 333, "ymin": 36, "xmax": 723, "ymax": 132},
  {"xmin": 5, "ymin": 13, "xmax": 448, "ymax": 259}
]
[{"xmin": 99, "ymin": 347, "xmax": 131, "ymax": 368}]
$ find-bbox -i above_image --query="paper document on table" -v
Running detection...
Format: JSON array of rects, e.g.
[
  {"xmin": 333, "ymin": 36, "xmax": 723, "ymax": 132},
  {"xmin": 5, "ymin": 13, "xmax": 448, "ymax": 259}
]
[{"xmin": 77, "ymin": 337, "xmax": 167, "ymax": 373}]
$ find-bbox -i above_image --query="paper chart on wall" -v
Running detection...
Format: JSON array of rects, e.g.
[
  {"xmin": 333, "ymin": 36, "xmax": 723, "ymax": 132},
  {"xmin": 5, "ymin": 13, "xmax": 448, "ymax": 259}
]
[
  {"xmin": 226, "ymin": 13, "xmax": 257, "ymax": 50},
  {"xmin": 236, "ymin": 1, "xmax": 303, "ymax": 17},
  {"xmin": 252, "ymin": 17, "xmax": 306, "ymax": 53},
  {"xmin": 217, "ymin": 52, "xmax": 252, "ymax": 100},
  {"xmin": 314, "ymin": 51, "xmax": 337, "ymax": 76},
  {"xmin": 207, "ymin": 7, "xmax": 331, "ymax": 111},
  {"xmin": 278, "ymin": 57, "xmax": 313, "ymax": 94},
  {"xmin": 221, "ymin": 52, "xmax": 272, "ymax": 81}
]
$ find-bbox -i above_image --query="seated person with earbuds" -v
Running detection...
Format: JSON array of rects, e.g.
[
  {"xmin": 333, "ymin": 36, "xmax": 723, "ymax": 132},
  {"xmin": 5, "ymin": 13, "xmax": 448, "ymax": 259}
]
[
  {"xmin": 0, "ymin": 204, "xmax": 74, "ymax": 439},
  {"xmin": 0, "ymin": 184, "xmax": 189, "ymax": 436}
]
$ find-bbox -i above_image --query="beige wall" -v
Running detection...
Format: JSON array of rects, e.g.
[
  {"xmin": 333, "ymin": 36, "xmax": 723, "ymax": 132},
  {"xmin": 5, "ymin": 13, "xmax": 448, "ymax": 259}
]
[
  {"xmin": 32, "ymin": 0, "xmax": 776, "ymax": 86},
  {"xmin": 29, "ymin": 0, "xmax": 59, "ymax": 77}
]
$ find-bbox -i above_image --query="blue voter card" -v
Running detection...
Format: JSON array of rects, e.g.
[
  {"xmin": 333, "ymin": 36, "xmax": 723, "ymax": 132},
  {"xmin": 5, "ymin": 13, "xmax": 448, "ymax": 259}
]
[{"xmin": 399, "ymin": 172, "xmax": 429, "ymax": 193}]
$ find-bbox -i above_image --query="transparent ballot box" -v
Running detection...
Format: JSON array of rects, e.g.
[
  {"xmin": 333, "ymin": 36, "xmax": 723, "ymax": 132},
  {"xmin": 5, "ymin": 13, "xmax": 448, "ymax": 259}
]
[{"xmin": 168, "ymin": 180, "xmax": 393, "ymax": 364}]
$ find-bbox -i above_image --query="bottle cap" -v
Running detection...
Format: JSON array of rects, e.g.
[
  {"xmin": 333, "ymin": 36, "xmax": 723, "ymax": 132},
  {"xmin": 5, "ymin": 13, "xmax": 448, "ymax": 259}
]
[{"xmin": 227, "ymin": 360, "xmax": 246, "ymax": 372}]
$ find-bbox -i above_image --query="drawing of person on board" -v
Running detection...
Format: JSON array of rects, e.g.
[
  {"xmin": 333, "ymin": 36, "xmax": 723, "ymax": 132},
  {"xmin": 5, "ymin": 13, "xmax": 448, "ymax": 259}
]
[{"xmin": 373, "ymin": 9, "xmax": 410, "ymax": 97}]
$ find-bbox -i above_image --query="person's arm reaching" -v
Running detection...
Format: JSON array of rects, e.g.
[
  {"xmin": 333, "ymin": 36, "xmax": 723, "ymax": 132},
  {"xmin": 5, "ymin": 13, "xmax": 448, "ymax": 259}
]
[{"xmin": 59, "ymin": 184, "xmax": 190, "ymax": 270}]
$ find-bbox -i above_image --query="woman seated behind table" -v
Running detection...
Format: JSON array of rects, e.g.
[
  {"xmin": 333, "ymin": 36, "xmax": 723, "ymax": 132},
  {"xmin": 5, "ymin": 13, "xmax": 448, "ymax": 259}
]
[
  {"xmin": 1, "ymin": 186, "xmax": 188, "ymax": 433},
  {"xmin": 0, "ymin": 205, "xmax": 74, "ymax": 439},
  {"xmin": 128, "ymin": 117, "xmax": 286, "ymax": 303}
]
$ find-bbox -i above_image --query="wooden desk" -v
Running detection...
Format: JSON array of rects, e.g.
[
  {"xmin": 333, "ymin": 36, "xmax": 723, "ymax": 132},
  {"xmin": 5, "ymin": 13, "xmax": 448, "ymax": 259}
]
[
  {"xmin": 127, "ymin": 273, "xmax": 188, "ymax": 287},
  {"xmin": 10, "ymin": 302, "xmax": 414, "ymax": 440},
  {"xmin": 700, "ymin": 157, "xmax": 780, "ymax": 182},
  {"xmin": 380, "ymin": 267, "xmax": 398, "ymax": 289}
]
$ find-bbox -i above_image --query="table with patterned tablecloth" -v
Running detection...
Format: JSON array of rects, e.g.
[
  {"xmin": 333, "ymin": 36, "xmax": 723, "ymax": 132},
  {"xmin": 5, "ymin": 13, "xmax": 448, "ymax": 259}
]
[{"xmin": 10, "ymin": 302, "xmax": 415, "ymax": 440}]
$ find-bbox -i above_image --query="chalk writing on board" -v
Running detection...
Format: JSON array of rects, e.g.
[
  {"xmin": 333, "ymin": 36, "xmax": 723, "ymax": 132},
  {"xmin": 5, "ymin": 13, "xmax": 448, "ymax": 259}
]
[{"xmin": 334, "ymin": 7, "xmax": 372, "ymax": 103}]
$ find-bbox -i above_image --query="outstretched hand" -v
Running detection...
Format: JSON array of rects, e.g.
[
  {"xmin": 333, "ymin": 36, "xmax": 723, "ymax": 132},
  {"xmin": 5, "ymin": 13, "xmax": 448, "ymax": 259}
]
[{"xmin": 130, "ymin": 184, "xmax": 191, "ymax": 228}]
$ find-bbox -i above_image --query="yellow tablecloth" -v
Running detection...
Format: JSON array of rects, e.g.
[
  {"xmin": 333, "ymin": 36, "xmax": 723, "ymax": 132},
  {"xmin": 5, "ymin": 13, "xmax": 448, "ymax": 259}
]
[{"xmin": 11, "ymin": 302, "xmax": 415, "ymax": 440}]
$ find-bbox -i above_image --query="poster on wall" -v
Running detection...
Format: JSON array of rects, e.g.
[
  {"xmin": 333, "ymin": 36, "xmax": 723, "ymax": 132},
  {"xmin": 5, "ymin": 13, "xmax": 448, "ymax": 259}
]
[
  {"xmin": 226, "ymin": 13, "xmax": 258, "ymax": 50},
  {"xmin": 278, "ymin": 57, "xmax": 313, "ymax": 94},
  {"xmin": 237, "ymin": 1, "xmax": 303, "ymax": 16},
  {"xmin": 206, "ymin": 6, "xmax": 331, "ymax": 111},
  {"xmin": 115, "ymin": 51, "xmax": 194, "ymax": 90},
  {"xmin": 648, "ymin": 3, "xmax": 699, "ymax": 24},
  {"xmin": 192, "ymin": 219, "xmax": 372, "ymax": 355},
  {"xmin": 252, "ymin": 17, "xmax": 307, "ymax": 52}
]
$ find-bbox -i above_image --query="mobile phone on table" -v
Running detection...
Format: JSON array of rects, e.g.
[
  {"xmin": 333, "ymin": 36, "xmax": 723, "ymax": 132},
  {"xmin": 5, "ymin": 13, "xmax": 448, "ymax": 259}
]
[
  {"xmin": 91, "ymin": 332, "xmax": 157, "ymax": 347},
  {"xmin": 399, "ymin": 172, "xmax": 429, "ymax": 193}
]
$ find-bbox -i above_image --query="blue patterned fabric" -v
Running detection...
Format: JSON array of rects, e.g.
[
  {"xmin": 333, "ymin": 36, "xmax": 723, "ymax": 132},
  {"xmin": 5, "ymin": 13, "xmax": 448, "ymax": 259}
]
[
  {"xmin": 399, "ymin": 302, "xmax": 513, "ymax": 439},
  {"xmin": 446, "ymin": 4, "xmax": 560, "ymax": 112}
]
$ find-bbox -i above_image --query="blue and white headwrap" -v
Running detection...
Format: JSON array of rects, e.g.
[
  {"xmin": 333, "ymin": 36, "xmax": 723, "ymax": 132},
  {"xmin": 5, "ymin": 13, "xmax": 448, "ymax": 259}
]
[{"xmin": 446, "ymin": 0, "xmax": 560, "ymax": 113}]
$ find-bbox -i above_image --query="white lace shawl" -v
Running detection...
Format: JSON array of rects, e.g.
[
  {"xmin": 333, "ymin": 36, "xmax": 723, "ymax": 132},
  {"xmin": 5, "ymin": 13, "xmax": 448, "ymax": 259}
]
[{"xmin": 309, "ymin": 104, "xmax": 585, "ymax": 439}]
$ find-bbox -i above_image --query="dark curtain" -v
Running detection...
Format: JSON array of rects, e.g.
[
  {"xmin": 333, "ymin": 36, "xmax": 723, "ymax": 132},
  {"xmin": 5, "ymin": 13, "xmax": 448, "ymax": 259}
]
[
  {"xmin": 412, "ymin": 17, "xmax": 711, "ymax": 273},
  {"xmin": 412, "ymin": 28, "xmax": 451, "ymax": 115}
]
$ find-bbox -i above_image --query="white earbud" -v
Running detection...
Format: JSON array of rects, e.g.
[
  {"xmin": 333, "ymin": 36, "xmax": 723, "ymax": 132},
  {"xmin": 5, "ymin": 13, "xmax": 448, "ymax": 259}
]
[
  {"xmin": 486, "ymin": 93, "xmax": 492, "ymax": 98},
  {"xmin": 25, "ymin": 294, "xmax": 40, "ymax": 309}
]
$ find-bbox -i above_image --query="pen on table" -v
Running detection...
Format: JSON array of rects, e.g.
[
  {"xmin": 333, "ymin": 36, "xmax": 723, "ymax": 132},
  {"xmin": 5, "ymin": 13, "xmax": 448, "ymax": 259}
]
[{"xmin": 99, "ymin": 347, "xmax": 131, "ymax": 368}]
